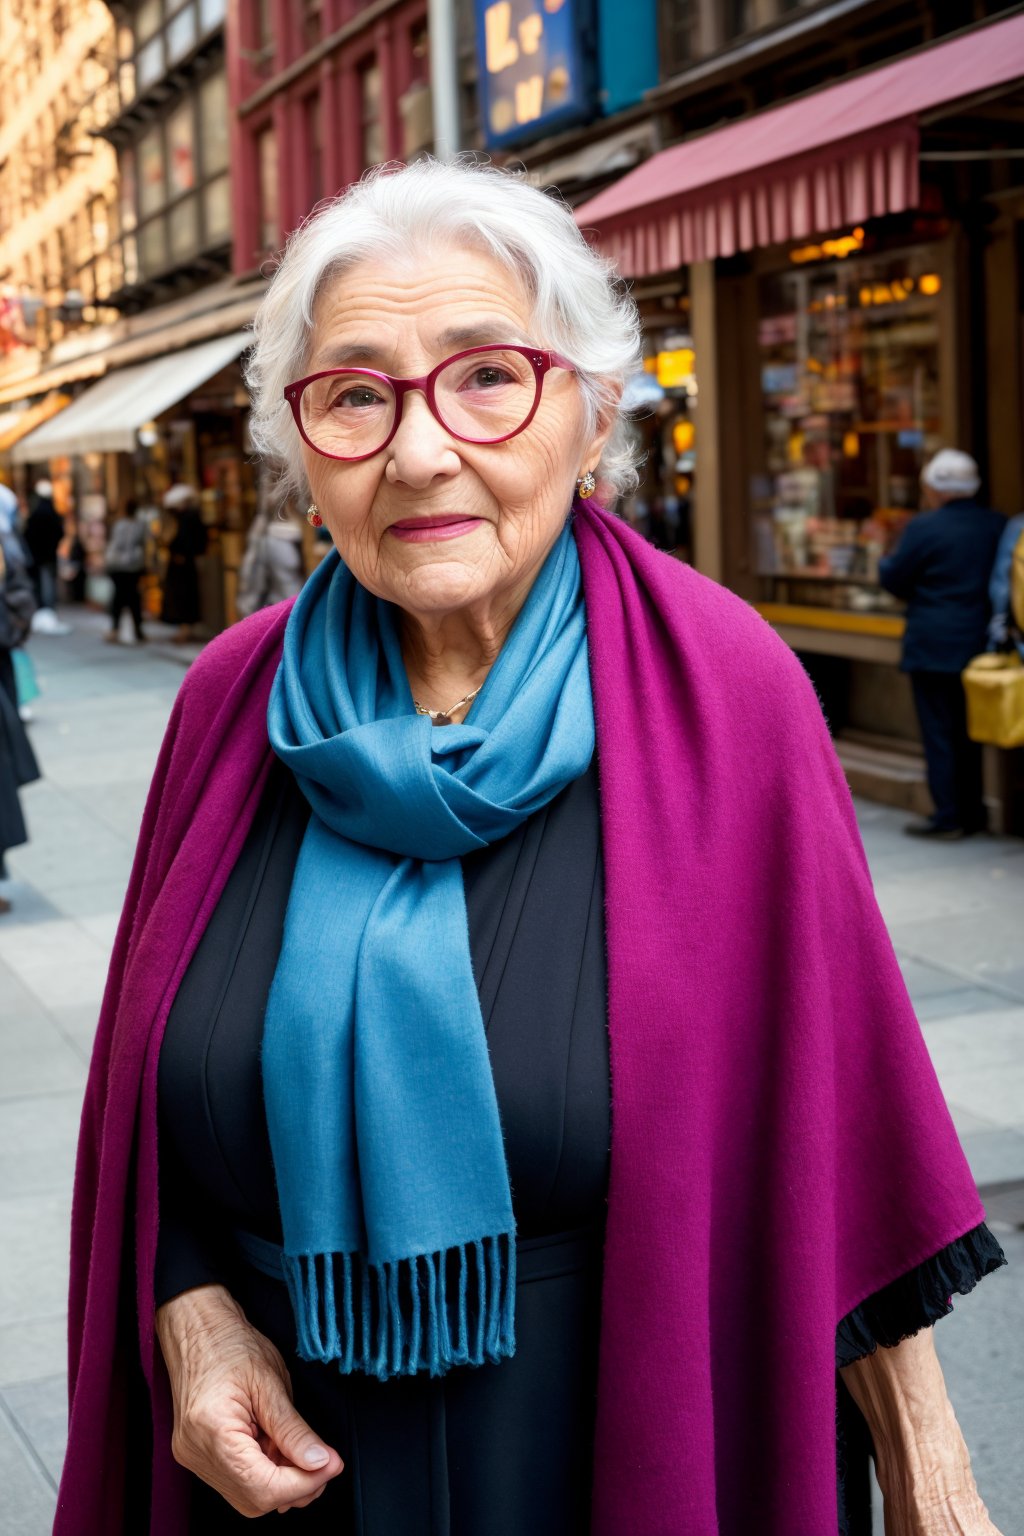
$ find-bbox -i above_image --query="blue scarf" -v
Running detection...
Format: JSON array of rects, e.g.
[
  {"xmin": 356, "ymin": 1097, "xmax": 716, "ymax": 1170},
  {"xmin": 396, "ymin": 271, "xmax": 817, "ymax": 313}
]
[{"xmin": 264, "ymin": 523, "xmax": 594, "ymax": 1379}]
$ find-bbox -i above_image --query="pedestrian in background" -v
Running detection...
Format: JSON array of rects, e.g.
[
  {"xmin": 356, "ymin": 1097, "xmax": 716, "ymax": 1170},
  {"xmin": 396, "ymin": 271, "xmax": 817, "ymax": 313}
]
[
  {"xmin": 59, "ymin": 160, "xmax": 1005, "ymax": 1536},
  {"xmin": 104, "ymin": 498, "xmax": 148, "ymax": 645},
  {"xmin": 23, "ymin": 478, "xmax": 70, "ymax": 635},
  {"xmin": 0, "ymin": 523, "xmax": 40, "ymax": 914},
  {"xmin": 879, "ymin": 449, "xmax": 1006, "ymax": 839},
  {"xmin": 988, "ymin": 510, "xmax": 1024, "ymax": 659},
  {"xmin": 159, "ymin": 484, "xmax": 207, "ymax": 643},
  {"xmin": 236, "ymin": 497, "xmax": 306, "ymax": 618}
]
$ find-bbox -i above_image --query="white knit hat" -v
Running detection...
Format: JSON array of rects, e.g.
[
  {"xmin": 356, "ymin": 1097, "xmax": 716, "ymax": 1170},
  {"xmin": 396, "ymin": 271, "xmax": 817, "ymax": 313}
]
[{"xmin": 920, "ymin": 449, "xmax": 980, "ymax": 499}]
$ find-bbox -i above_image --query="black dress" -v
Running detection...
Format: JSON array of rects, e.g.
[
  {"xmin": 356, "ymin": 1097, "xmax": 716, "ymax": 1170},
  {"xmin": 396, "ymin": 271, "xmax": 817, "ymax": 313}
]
[{"xmin": 156, "ymin": 761, "xmax": 1004, "ymax": 1536}]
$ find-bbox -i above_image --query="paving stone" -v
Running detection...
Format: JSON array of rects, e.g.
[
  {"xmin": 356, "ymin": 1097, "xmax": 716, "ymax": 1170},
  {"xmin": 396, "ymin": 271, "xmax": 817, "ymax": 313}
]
[
  {"xmin": 2, "ymin": 1374, "xmax": 67, "ymax": 1488},
  {"xmin": 914, "ymin": 987, "xmax": 1010, "ymax": 1023},
  {"xmin": 922, "ymin": 1007, "xmax": 1024, "ymax": 1075},
  {"xmin": 0, "ymin": 1093, "xmax": 82, "ymax": 1198},
  {"xmin": 0, "ymin": 1009, "xmax": 87, "ymax": 1100},
  {"xmin": 0, "ymin": 1407, "xmax": 56, "ymax": 1532},
  {"xmin": 0, "ymin": 1315, "xmax": 68, "ymax": 1389},
  {"xmin": 0, "ymin": 1193, "xmax": 72, "ymax": 1330}
]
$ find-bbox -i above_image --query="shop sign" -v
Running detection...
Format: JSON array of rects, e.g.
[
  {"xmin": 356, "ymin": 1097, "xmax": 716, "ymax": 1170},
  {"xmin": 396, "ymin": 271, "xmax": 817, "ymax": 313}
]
[
  {"xmin": 475, "ymin": 0, "xmax": 591, "ymax": 149},
  {"xmin": 655, "ymin": 346, "xmax": 695, "ymax": 390}
]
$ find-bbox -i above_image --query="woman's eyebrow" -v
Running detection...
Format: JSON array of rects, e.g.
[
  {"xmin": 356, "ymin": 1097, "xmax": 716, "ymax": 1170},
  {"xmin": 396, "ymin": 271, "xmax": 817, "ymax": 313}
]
[{"xmin": 312, "ymin": 325, "xmax": 529, "ymax": 372}]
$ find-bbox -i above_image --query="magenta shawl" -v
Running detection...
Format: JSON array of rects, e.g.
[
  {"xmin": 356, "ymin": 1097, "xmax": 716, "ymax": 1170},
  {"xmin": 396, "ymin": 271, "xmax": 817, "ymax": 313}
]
[{"xmin": 55, "ymin": 503, "xmax": 984, "ymax": 1535}]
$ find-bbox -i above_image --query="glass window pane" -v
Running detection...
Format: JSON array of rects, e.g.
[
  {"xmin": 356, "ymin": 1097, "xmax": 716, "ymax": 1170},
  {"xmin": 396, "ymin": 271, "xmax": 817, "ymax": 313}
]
[
  {"xmin": 203, "ymin": 174, "xmax": 230, "ymax": 243},
  {"xmin": 167, "ymin": 100, "xmax": 196, "ymax": 195},
  {"xmin": 755, "ymin": 245, "xmax": 942, "ymax": 612},
  {"xmin": 119, "ymin": 146, "xmax": 137, "ymax": 232},
  {"xmin": 166, "ymin": 3, "xmax": 197, "ymax": 63},
  {"xmin": 360, "ymin": 61, "xmax": 383, "ymax": 168},
  {"xmin": 169, "ymin": 193, "xmax": 199, "ymax": 259},
  {"xmin": 138, "ymin": 126, "xmax": 166, "ymax": 217},
  {"xmin": 199, "ymin": 71, "xmax": 229, "ymax": 176},
  {"xmin": 135, "ymin": 0, "xmax": 162, "ymax": 43},
  {"xmin": 139, "ymin": 217, "xmax": 166, "ymax": 276},
  {"xmin": 136, "ymin": 35, "xmax": 163, "ymax": 90},
  {"xmin": 258, "ymin": 127, "xmax": 278, "ymax": 249},
  {"xmin": 199, "ymin": 0, "xmax": 225, "ymax": 32}
]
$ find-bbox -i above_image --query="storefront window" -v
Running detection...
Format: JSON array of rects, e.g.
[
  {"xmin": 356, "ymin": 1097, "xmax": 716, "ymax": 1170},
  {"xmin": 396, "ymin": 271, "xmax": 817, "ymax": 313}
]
[
  {"xmin": 168, "ymin": 100, "xmax": 196, "ymax": 195},
  {"xmin": 619, "ymin": 327, "xmax": 696, "ymax": 558},
  {"xmin": 138, "ymin": 126, "xmax": 166, "ymax": 217},
  {"xmin": 200, "ymin": 72, "xmax": 229, "ymax": 175},
  {"xmin": 755, "ymin": 245, "xmax": 942, "ymax": 614}
]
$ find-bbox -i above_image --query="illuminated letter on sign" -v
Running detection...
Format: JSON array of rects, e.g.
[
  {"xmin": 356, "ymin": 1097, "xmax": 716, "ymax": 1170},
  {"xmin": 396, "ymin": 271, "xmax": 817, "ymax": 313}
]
[{"xmin": 485, "ymin": 3, "xmax": 519, "ymax": 72}]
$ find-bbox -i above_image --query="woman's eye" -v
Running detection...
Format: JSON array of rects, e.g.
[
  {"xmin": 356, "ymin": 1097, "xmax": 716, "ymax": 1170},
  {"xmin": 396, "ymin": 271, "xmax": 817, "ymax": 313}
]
[
  {"xmin": 466, "ymin": 366, "xmax": 511, "ymax": 389},
  {"xmin": 332, "ymin": 386, "xmax": 384, "ymax": 409}
]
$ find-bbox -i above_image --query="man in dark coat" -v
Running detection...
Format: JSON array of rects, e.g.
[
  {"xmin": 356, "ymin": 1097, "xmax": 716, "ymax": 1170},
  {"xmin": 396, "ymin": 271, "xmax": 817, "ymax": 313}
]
[
  {"xmin": 879, "ymin": 449, "xmax": 1006, "ymax": 839},
  {"xmin": 23, "ymin": 478, "xmax": 64, "ymax": 612}
]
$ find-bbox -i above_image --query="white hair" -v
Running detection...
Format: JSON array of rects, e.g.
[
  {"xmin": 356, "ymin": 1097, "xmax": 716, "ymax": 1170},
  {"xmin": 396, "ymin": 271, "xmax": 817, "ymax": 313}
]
[{"xmin": 245, "ymin": 158, "xmax": 643, "ymax": 503}]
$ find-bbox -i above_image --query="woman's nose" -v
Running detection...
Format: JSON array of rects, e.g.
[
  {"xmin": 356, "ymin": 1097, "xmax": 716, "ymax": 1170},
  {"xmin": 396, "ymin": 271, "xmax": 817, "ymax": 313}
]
[{"xmin": 386, "ymin": 391, "xmax": 461, "ymax": 488}]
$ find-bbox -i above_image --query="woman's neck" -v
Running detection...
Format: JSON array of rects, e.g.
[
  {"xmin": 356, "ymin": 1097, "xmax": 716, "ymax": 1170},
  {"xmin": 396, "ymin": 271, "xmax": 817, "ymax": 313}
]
[{"xmin": 399, "ymin": 586, "xmax": 529, "ymax": 713}]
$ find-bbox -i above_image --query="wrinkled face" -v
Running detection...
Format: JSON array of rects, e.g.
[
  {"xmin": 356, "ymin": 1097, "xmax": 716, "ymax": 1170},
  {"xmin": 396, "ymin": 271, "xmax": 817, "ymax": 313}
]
[{"xmin": 297, "ymin": 245, "xmax": 611, "ymax": 624}]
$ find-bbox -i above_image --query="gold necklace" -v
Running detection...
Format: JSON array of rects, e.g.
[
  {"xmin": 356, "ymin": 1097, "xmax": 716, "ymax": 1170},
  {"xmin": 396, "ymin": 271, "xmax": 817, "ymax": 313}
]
[{"xmin": 413, "ymin": 684, "xmax": 483, "ymax": 726}]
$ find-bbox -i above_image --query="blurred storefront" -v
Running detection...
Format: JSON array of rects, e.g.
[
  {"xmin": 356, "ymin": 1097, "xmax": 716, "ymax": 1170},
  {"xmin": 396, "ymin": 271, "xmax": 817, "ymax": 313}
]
[
  {"xmin": 576, "ymin": 13, "xmax": 1024, "ymax": 829},
  {"xmin": 11, "ymin": 329, "xmax": 257, "ymax": 632}
]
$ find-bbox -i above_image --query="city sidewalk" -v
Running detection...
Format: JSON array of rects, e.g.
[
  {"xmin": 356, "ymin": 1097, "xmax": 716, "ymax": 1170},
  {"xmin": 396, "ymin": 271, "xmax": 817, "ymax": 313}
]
[{"xmin": 1, "ymin": 607, "xmax": 1021, "ymax": 1534}]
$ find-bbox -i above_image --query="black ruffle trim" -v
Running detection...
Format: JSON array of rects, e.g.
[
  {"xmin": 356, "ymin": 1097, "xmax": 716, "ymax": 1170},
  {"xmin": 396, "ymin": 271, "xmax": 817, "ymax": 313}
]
[{"xmin": 836, "ymin": 1221, "xmax": 1006, "ymax": 1369}]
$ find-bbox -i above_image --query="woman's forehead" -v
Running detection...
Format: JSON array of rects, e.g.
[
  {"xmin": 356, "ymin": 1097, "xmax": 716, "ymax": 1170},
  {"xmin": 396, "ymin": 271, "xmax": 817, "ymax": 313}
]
[{"xmin": 310, "ymin": 248, "xmax": 535, "ymax": 368}]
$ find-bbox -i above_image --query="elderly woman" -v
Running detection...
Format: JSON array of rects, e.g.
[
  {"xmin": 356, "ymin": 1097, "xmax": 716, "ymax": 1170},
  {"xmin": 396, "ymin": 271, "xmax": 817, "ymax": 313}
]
[{"xmin": 57, "ymin": 162, "xmax": 1005, "ymax": 1536}]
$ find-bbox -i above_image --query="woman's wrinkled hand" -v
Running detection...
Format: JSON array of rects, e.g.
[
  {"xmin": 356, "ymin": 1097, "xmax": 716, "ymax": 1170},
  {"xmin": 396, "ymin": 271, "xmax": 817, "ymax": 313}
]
[{"xmin": 155, "ymin": 1282, "xmax": 344, "ymax": 1517}]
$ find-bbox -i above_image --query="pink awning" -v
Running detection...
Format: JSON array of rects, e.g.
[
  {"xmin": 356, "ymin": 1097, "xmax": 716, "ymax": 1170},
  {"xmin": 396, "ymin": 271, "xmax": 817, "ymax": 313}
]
[{"xmin": 575, "ymin": 15, "xmax": 1024, "ymax": 277}]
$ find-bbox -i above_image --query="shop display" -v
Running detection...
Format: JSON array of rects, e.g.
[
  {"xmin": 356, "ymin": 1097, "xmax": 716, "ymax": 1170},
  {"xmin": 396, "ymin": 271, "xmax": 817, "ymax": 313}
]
[{"xmin": 756, "ymin": 247, "xmax": 942, "ymax": 615}]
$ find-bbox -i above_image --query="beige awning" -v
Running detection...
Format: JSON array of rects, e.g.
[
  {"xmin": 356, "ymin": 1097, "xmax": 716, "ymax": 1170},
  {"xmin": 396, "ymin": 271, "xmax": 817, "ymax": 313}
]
[
  {"xmin": 12, "ymin": 331, "xmax": 251, "ymax": 463},
  {"xmin": 0, "ymin": 392, "xmax": 72, "ymax": 455}
]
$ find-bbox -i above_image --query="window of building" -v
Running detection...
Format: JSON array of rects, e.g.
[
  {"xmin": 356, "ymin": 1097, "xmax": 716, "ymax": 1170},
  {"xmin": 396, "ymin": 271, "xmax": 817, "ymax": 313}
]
[
  {"xmin": 167, "ymin": 99, "xmax": 196, "ymax": 194},
  {"xmin": 136, "ymin": 0, "xmax": 163, "ymax": 43},
  {"xmin": 754, "ymin": 245, "xmax": 943, "ymax": 616},
  {"xmin": 203, "ymin": 174, "xmax": 231, "ymax": 242},
  {"xmin": 409, "ymin": 18, "xmax": 429, "ymax": 79},
  {"xmin": 119, "ymin": 146, "xmax": 138, "ymax": 232},
  {"xmin": 136, "ymin": 33, "xmax": 164, "ymax": 90},
  {"xmin": 302, "ymin": 0, "xmax": 322, "ymax": 49},
  {"xmin": 304, "ymin": 92, "xmax": 323, "ymax": 203},
  {"xmin": 359, "ymin": 58, "xmax": 384, "ymax": 168},
  {"xmin": 199, "ymin": 0, "xmax": 226, "ymax": 32},
  {"xmin": 138, "ymin": 124, "xmax": 166, "ymax": 217},
  {"xmin": 199, "ymin": 70, "xmax": 229, "ymax": 175},
  {"xmin": 140, "ymin": 215, "xmax": 167, "ymax": 275},
  {"xmin": 169, "ymin": 193, "xmax": 199, "ymax": 258},
  {"xmin": 258, "ymin": 126, "xmax": 278, "ymax": 249},
  {"xmin": 658, "ymin": 0, "xmax": 699, "ymax": 74},
  {"xmin": 722, "ymin": 0, "xmax": 755, "ymax": 43},
  {"xmin": 166, "ymin": 2, "xmax": 198, "ymax": 64}
]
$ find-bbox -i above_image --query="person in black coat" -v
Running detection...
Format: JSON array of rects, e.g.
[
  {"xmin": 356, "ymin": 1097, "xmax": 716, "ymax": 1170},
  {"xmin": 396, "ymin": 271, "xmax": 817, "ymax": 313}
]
[
  {"xmin": 23, "ymin": 478, "xmax": 64, "ymax": 612},
  {"xmin": 879, "ymin": 449, "xmax": 1006, "ymax": 839},
  {"xmin": 159, "ymin": 485, "xmax": 208, "ymax": 642}
]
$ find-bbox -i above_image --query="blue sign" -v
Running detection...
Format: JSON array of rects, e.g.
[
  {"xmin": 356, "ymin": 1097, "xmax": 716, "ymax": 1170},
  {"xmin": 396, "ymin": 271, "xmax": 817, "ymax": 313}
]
[{"xmin": 474, "ymin": 0, "xmax": 592, "ymax": 149}]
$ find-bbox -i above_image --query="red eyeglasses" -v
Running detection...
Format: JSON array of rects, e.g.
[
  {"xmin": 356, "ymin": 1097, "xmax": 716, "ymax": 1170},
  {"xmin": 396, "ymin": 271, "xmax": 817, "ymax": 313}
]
[{"xmin": 284, "ymin": 344, "xmax": 576, "ymax": 462}]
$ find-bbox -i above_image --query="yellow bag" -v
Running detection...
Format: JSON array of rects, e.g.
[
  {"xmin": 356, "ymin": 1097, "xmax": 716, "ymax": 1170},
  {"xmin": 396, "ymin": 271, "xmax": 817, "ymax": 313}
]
[{"xmin": 962, "ymin": 652, "xmax": 1024, "ymax": 749}]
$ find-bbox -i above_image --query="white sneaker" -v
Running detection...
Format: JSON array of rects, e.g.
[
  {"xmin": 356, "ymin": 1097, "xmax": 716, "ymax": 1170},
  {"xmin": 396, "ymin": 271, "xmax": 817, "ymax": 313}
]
[{"xmin": 30, "ymin": 608, "xmax": 71, "ymax": 636}]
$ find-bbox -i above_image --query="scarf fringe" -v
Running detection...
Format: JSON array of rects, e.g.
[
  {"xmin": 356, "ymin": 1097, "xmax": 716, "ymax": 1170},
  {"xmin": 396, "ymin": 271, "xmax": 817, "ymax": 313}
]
[{"xmin": 282, "ymin": 1232, "xmax": 517, "ymax": 1380}]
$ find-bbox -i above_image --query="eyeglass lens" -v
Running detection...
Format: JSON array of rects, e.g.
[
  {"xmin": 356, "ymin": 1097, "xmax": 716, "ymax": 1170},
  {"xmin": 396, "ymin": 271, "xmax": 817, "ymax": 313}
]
[{"xmin": 298, "ymin": 349, "xmax": 540, "ymax": 457}]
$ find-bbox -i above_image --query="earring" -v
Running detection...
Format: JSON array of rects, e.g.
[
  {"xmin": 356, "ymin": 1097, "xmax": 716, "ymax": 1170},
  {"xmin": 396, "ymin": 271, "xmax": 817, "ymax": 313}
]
[
  {"xmin": 306, "ymin": 504, "xmax": 323, "ymax": 528},
  {"xmin": 575, "ymin": 469, "xmax": 596, "ymax": 498}
]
